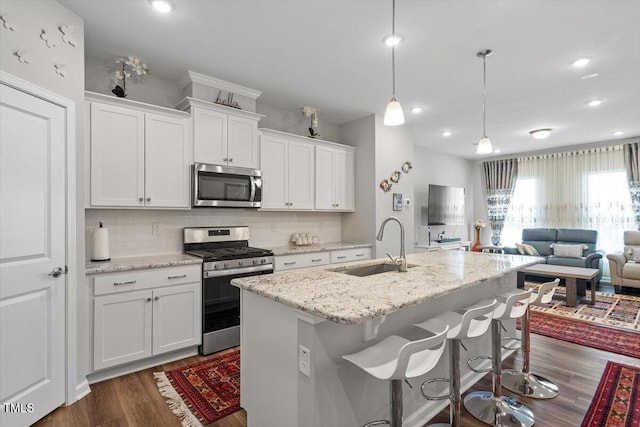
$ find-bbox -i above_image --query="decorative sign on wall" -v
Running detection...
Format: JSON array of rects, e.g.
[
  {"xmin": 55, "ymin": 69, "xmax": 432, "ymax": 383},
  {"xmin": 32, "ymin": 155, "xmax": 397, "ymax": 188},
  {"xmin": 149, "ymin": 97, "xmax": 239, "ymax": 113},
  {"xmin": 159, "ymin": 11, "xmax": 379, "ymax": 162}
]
[
  {"xmin": 393, "ymin": 193, "xmax": 403, "ymax": 211},
  {"xmin": 215, "ymin": 90, "xmax": 241, "ymax": 109},
  {"xmin": 40, "ymin": 29, "xmax": 57, "ymax": 48}
]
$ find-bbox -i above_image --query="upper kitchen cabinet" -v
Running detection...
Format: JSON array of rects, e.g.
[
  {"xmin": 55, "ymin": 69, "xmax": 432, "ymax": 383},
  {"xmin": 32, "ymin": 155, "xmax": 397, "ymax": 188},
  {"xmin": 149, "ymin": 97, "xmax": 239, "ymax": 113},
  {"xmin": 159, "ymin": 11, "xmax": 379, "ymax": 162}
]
[
  {"xmin": 87, "ymin": 92, "xmax": 191, "ymax": 208},
  {"xmin": 315, "ymin": 146, "xmax": 355, "ymax": 211},
  {"xmin": 177, "ymin": 97, "xmax": 264, "ymax": 169},
  {"xmin": 259, "ymin": 129, "xmax": 355, "ymax": 212}
]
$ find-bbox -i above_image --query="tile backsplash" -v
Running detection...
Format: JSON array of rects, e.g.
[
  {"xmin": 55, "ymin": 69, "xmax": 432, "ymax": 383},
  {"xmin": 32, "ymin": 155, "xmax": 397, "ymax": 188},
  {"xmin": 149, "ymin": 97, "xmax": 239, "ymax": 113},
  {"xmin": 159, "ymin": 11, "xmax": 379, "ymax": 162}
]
[{"xmin": 85, "ymin": 209, "xmax": 342, "ymax": 259}]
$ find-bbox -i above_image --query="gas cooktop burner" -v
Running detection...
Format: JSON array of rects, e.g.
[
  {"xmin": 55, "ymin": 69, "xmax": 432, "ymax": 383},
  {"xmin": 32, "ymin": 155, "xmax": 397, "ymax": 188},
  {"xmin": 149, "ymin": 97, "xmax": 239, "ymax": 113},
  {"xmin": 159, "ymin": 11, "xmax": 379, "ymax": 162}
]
[{"xmin": 186, "ymin": 247, "xmax": 273, "ymax": 261}]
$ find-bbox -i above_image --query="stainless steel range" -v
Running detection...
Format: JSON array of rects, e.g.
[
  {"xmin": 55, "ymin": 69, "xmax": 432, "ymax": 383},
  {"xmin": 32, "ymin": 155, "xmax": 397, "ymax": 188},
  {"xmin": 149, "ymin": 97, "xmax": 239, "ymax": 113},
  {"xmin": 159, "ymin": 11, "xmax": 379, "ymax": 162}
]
[{"xmin": 183, "ymin": 226, "xmax": 274, "ymax": 355}]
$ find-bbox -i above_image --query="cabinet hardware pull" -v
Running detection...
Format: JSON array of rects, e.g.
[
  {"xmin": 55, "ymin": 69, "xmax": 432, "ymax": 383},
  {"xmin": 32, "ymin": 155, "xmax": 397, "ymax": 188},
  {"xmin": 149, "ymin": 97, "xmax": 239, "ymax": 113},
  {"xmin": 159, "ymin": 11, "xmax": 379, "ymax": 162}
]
[
  {"xmin": 146, "ymin": 297, "xmax": 152, "ymax": 302},
  {"xmin": 356, "ymin": 253, "xmax": 365, "ymax": 257},
  {"xmin": 139, "ymin": 197, "xmax": 143, "ymax": 202},
  {"xmin": 168, "ymin": 274, "xmax": 187, "ymax": 279},
  {"xmin": 311, "ymin": 259, "xmax": 322, "ymax": 262},
  {"xmin": 154, "ymin": 296, "xmax": 160, "ymax": 301},
  {"xmin": 114, "ymin": 280, "xmax": 136, "ymax": 286},
  {"xmin": 229, "ymin": 158, "xmax": 233, "ymax": 162},
  {"xmin": 284, "ymin": 261, "xmax": 296, "ymax": 266},
  {"xmin": 223, "ymin": 158, "xmax": 228, "ymax": 161},
  {"xmin": 337, "ymin": 256, "xmax": 347, "ymax": 259},
  {"xmin": 146, "ymin": 197, "xmax": 151, "ymax": 202}
]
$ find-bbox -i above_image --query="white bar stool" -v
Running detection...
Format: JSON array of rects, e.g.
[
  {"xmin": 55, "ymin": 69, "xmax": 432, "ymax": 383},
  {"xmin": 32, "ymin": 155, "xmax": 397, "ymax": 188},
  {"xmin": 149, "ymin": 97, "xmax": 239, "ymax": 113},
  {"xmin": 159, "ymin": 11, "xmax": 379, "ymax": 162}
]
[
  {"xmin": 342, "ymin": 325, "xmax": 450, "ymax": 427},
  {"xmin": 414, "ymin": 298, "xmax": 498, "ymax": 427},
  {"xmin": 464, "ymin": 289, "xmax": 535, "ymax": 427},
  {"xmin": 502, "ymin": 279, "xmax": 560, "ymax": 399}
]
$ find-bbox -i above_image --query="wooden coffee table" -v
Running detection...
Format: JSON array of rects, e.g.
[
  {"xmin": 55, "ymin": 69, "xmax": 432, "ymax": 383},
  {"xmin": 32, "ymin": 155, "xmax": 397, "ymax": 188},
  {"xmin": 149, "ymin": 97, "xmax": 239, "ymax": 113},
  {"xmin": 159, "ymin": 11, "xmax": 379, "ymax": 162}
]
[{"xmin": 517, "ymin": 263, "xmax": 599, "ymax": 307}]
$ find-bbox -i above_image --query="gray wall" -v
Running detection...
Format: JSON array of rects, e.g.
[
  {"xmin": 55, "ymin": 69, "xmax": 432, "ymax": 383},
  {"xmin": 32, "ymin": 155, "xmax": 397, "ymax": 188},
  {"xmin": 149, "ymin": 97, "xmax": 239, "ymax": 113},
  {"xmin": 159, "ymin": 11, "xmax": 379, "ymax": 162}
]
[
  {"xmin": 413, "ymin": 146, "xmax": 476, "ymax": 245},
  {"xmin": 0, "ymin": 0, "xmax": 87, "ymax": 397}
]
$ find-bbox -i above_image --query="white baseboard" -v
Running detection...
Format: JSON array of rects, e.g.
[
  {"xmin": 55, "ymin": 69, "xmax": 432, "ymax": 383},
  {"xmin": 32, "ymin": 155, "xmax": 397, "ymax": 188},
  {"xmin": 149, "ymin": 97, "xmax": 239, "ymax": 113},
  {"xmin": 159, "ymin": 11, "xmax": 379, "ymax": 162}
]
[{"xmin": 75, "ymin": 379, "xmax": 91, "ymax": 401}]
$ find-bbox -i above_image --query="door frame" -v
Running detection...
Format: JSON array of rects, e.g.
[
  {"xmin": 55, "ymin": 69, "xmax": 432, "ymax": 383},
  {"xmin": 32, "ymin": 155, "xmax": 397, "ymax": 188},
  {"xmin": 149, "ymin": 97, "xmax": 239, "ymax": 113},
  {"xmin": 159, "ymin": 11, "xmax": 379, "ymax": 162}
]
[{"xmin": 0, "ymin": 71, "xmax": 79, "ymax": 405}]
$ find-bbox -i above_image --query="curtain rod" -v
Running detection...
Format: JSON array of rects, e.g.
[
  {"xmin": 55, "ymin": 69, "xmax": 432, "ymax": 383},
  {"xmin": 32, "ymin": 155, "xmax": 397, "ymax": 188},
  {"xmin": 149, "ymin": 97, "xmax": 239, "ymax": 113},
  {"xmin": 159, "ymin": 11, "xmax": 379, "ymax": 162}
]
[{"xmin": 519, "ymin": 144, "xmax": 624, "ymax": 161}]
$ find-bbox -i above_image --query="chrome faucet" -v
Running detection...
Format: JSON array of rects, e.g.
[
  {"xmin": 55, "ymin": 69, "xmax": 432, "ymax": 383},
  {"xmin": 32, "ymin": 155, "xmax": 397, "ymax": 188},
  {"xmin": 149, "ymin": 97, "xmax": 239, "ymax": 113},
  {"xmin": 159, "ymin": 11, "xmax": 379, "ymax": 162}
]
[{"xmin": 376, "ymin": 216, "xmax": 408, "ymax": 272}]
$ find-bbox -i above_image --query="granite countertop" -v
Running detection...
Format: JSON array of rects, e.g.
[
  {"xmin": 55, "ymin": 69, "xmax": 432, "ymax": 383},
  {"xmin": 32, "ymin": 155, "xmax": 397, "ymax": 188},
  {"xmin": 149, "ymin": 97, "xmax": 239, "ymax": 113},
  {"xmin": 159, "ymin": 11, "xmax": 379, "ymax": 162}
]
[
  {"xmin": 86, "ymin": 253, "xmax": 202, "ymax": 275},
  {"xmin": 268, "ymin": 242, "xmax": 373, "ymax": 256},
  {"xmin": 232, "ymin": 251, "xmax": 543, "ymax": 324}
]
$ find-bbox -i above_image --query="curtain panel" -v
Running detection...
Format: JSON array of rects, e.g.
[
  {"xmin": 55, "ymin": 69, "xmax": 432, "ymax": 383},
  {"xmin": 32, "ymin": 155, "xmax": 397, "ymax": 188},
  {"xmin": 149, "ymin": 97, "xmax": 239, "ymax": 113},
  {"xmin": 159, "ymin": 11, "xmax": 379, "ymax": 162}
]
[
  {"xmin": 624, "ymin": 142, "xmax": 640, "ymax": 229},
  {"xmin": 483, "ymin": 158, "xmax": 518, "ymax": 245}
]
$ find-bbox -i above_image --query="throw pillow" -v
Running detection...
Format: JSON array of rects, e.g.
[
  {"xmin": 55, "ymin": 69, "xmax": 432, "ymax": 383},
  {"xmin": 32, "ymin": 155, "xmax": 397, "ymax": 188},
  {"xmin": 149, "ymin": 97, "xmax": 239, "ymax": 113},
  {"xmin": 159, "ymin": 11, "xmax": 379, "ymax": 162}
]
[
  {"xmin": 550, "ymin": 243, "xmax": 587, "ymax": 258},
  {"xmin": 626, "ymin": 247, "xmax": 640, "ymax": 262},
  {"xmin": 515, "ymin": 243, "xmax": 526, "ymax": 255},
  {"xmin": 521, "ymin": 243, "xmax": 540, "ymax": 256}
]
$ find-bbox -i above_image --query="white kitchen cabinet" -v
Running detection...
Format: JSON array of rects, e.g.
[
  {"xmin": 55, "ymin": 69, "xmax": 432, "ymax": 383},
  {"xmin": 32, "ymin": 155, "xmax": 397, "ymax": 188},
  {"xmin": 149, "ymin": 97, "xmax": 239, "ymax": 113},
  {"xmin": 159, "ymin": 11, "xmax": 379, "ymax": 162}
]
[
  {"xmin": 87, "ymin": 92, "xmax": 191, "ymax": 208},
  {"xmin": 330, "ymin": 247, "xmax": 371, "ymax": 263},
  {"xmin": 316, "ymin": 146, "xmax": 355, "ymax": 211},
  {"xmin": 178, "ymin": 97, "xmax": 263, "ymax": 169},
  {"xmin": 274, "ymin": 247, "xmax": 371, "ymax": 272},
  {"xmin": 260, "ymin": 134, "xmax": 314, "ymax": 210},
  {"xmin": 93, "ymin": 265, "xmax": 201, "ymax": 371}
]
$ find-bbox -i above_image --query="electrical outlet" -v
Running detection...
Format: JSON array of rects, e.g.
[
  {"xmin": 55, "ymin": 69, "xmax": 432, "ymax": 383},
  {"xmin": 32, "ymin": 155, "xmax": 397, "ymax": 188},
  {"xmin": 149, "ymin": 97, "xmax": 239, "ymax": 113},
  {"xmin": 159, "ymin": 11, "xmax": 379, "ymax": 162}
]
[
  {"xmin": 299, "ymin": 345, "xmax": 311, "ymax": 377},
  {"xmin": 152, "ymin": 223, "xmax": 161, "ymax": 235}
]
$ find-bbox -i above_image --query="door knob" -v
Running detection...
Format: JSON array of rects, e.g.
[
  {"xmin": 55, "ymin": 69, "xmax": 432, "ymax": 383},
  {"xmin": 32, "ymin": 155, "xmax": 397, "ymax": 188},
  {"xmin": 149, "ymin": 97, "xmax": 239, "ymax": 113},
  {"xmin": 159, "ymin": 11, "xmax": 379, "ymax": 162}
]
[{"xmin": 48, "ymin": 266, "xmax": 66, "ymax": 277}]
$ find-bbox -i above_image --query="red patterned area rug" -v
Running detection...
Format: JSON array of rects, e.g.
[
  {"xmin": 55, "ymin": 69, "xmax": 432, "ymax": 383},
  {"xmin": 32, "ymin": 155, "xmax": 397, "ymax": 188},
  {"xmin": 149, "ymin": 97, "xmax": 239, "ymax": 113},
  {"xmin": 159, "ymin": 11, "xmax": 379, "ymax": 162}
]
[
  {"xmin": 581, "ymin": 361, "xmax": 640, "ymax": 427},
  {"xmin": 154, "ymin": 349, "xmax": 241, "ymax": 427}
]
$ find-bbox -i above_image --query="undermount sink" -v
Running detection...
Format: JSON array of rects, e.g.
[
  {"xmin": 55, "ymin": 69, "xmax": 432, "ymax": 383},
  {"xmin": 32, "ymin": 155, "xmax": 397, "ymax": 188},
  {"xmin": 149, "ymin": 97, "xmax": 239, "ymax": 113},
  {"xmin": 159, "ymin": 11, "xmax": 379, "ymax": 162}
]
[{"xmin": 335, "ymin": 262, "xmax": 417, "ymax": 277}]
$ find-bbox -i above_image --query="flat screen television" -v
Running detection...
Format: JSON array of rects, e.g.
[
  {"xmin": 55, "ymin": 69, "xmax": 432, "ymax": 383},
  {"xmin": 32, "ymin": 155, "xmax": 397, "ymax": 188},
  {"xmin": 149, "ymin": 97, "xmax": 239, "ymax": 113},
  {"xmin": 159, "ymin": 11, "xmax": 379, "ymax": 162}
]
[{"xmin": 427, "ymin": 184, "xmax": 465, "ymax": 225}]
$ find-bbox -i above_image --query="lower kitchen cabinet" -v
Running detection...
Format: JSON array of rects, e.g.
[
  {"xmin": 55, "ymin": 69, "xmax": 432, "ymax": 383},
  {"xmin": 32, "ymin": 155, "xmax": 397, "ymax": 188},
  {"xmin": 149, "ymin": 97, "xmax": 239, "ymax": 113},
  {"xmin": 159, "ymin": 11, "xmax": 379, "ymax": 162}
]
[
  {"xmin": 274, "ymin": 247, "xmax": 371, "ymax": 272},
  {"xmin": 93, "ymin": 267, "xmax": 201, "ymax": 371}
]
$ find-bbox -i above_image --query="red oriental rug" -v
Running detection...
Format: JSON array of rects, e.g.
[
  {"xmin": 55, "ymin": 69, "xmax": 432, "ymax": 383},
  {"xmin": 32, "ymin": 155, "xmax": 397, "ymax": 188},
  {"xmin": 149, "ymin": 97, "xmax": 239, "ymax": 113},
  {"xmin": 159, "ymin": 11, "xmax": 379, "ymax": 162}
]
[
  {"xmin": 518, "ymin": 311, "xmax": 640, "ymax": 359},
  {"xmin": 581, "ymin": 361, "xmax": 640, "ymax": 427},
  {"xmin": 154, "ymin": 349, "xmax": 241, "ymax": 427}
]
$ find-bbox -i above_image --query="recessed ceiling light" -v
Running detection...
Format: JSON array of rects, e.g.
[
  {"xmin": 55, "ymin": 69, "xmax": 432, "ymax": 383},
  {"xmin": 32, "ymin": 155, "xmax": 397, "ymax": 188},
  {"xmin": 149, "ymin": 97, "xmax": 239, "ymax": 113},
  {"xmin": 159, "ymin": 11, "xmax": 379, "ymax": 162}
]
[
  {"xmin": 383, "ymin": 34, "xmax": 402, "ymax": 47},
  {"xmin": 587, "ymin": 99, "xmax": 603, "ymax": 107},
  {"xmin": 149, "ymin": 0, "xmax": 173, "ymax": 13},
  {"xmin": 581, "ymin": 73, "xmax": 599, "ymax": 80},
  {"xmin": 529, "ymin": 128, "xmax": 552, "ymax": 139},
  {"xmin": 572, "ymin": 58, "xmax": 591, "ymax": 67},
  {"xmin": 493, "ymin": 149, "xmax": 501, "ymax": 153},
  {"xmin": 442, "ymin": 130, "xmax": 452, "ymax": 137},
  {"xmin": 613, "ymin": 130, "xmax": 625, "ymax": 136},
  {"xmin": 411, "ymin": 107, "xmax": 423, "ymax": 114}
]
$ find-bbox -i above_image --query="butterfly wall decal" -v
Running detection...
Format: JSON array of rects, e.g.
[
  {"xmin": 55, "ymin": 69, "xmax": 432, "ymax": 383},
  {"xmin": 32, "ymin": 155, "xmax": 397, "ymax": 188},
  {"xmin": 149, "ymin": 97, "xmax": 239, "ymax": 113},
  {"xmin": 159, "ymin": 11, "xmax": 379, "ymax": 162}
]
[
  {"xmin": 41, "ymin": 29, "xmax": 57, "ymax": 48},
  {"xmin": 59, "ymin": 25, "xmax": 77, "ymax": 47},
  {"xmin": 0, "ymin": 15, "xmax": 16, "ymax": 31},
  {"xmin": 15, "ymin": 50, "xmax": 30, "ymax": 64}
]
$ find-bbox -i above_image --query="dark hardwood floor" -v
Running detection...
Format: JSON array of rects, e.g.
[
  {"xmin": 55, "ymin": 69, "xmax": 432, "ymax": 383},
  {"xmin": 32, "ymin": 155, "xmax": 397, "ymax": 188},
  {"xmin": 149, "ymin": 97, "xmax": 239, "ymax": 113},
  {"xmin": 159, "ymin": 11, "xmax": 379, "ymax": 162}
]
[{"xmin": 33, "ymin": 328, "xmax": 639, "ymax": 427}]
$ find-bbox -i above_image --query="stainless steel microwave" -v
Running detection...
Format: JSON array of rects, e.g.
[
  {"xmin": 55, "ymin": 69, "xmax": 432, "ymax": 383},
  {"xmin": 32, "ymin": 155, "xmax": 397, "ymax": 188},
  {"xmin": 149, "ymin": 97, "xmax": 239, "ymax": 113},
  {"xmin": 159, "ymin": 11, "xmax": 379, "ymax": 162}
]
[{"xmin": 192, "ymin": 163, "xmax": 262, "ymax": 208}]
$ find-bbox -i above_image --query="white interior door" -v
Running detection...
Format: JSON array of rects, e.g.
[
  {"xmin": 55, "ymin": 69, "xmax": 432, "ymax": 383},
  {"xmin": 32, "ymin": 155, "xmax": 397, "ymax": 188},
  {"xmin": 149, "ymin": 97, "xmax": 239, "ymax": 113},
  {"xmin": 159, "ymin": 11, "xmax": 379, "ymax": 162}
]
[{"xmin": 0, "ymin": 84, "xmax": 67, "ymax": 426}]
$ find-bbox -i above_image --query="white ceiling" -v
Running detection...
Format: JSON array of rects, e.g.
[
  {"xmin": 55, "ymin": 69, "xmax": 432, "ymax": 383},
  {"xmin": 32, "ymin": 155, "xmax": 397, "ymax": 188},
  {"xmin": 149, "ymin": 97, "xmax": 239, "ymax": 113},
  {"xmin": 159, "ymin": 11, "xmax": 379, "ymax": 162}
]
[{"xmin": 61, "ymin": 0, "xmax": 640, "ymax": 159}]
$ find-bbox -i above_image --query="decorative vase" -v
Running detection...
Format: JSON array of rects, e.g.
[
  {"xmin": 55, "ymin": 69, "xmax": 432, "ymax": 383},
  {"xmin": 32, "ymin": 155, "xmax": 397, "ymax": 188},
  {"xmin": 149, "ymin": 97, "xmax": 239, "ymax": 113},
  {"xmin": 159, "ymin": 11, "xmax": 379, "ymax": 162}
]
[
  {"xmin": 491, "ymin": 231, "xmax": 501, "ymax": 246},
  {"xmin": 471, "ymin": 228, "xmax": 482, "ymax": 252}
]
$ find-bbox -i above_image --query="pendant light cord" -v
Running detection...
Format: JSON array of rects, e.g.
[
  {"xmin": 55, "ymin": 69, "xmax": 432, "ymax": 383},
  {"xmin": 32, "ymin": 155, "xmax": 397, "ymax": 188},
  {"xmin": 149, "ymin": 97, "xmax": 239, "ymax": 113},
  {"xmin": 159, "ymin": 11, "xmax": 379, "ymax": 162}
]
[
  {"xmin": 482, "ymin": 53, "xmax": 487, "ymax": 138},
  {"xmin": 391, "ymin": 0, "xmax": 396, "ymax": 98}
]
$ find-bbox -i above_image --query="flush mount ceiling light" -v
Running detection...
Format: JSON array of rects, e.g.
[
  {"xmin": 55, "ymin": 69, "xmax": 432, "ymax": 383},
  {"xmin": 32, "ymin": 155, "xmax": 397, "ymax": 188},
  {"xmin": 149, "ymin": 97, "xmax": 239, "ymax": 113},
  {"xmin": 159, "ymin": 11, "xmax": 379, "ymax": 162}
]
[
  {"xmin": 149, "ymin": 0, "xmax": 174, "ymax": 13},
  {"xmin": 529, "ymin": 128, "xmax": 552, "ymax": 139},
  {"xmin": 383, "ymin": 0, "xmax": 405, "ymax": 126},
  {"xmin": 476, "ymin": 49, "xmax": 493, "ymax": 154},
  {"xmin": 411, "ymin": 106, "xmax": 423, "ymax": 114},
  {"xmin": 614, "ymin": 130, "xmax": 625, "ymax": 136},
  {"xmin": 572, "ymin": 58, "xmax": 591, "ymax": 67},
  {"xmin": 383, "ymin": 34, "xmax": 402, "ymax": 47},
  {"xmin": 442, "ymin": 130, "xmax": 452, "ymax": 137},
  {"xmin": 587, "ymin": 99, "xmax": 603, "ymax": 107},
  {"xmin": 581, "ymin": 73, "xmax": 599, "ymax": 80}
]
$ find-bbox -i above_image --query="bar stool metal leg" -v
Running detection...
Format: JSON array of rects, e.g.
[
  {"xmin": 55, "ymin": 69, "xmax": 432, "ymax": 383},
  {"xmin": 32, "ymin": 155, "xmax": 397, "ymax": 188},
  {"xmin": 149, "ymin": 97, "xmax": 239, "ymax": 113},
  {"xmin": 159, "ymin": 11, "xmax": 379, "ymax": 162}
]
[
  {"xmin": 423, "ymin": 338, "xmax": 462, "ymax": 427},
  {"xmin": 464, "ymin": 320, "xmax": 535, "ymax": 427},
  {"xmin": 502, "ymin": 305, "xmax": 559, "ymax": 399}
]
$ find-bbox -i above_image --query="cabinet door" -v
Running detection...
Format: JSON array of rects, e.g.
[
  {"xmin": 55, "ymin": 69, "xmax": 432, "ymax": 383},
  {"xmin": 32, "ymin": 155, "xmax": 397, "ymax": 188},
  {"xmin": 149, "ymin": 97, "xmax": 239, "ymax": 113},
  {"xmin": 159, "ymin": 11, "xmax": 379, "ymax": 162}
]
[
  {"xmin": 315, "ymin": 146, "xmax": 334, "ymax": 210},
  {"xmin": 152, "ymin": 283, "xmax": 201, "ymax": 355},
  {"xmin": 94, "ymin": 290, "xmax": 152, "ymax": 370},
  {"xmin": 193, "ymin": 107, "xmax": 227, "ymax": 165},
  {"xmin": 145, "ymin": 113, "xmax": 191, "ymax": 208},
  {"xmin": 227, "ymin": 115, "xmax": 258, "ymax": 169},
  {"xmin": 260, "ymin": 135, "xmax": 288, "ymax": 209},
  {"xmin": 343, "ymin": 150, "xmax": 355, "ymax": 211},
  {"xmin": 287, "ymin": 141, "xmax": 314, "ymax": 210},
  {"xmin": 332, "ymin": 149, "xmax": 347, "ymax": 210},
  {"xmin": 90, "ymin": 103, "xmax": 144, "ymax": 206}
]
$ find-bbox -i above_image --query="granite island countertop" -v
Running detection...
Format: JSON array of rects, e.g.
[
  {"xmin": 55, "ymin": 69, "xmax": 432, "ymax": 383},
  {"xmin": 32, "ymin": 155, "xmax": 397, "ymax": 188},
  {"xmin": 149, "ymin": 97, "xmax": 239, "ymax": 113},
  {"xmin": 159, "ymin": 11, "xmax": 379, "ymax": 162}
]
[
  {"xmin": 86, "ymin": 253, "xmax": 202, "ymax": 275},
  {"xmin": 232, "ymin": 251, "xmax": 543, "ymax": 324},
  {"xmin": 267, "ymin": 242, "xmax": 372, "ymax": 256}
]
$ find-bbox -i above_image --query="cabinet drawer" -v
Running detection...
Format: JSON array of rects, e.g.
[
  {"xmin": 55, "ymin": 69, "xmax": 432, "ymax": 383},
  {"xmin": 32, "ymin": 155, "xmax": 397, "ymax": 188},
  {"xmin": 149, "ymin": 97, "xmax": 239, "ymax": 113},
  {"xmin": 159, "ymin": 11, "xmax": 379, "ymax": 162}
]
[
  {"xmin": 331, "ymin": 248, "xmax": 371, "ymax": 264},
  {"xmin": 94, "ymin": 264, "xmax": 201, "ymax": 296},
  {"xmin": 275, "ymin": 252, "xmax": 330, "ymax": 271}
]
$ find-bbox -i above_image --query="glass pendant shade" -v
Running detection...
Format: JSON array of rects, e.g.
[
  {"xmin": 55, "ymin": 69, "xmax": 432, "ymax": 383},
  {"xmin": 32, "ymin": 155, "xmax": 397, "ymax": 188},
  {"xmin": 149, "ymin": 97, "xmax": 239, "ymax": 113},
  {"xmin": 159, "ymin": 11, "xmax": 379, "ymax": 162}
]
[
  {"xmin": 477, "ymin": 136, "xmax": 493, "ymax": 154},
  {"xmin": 384, "ymin": 98, "xmax": 405, "ymax": 126}
]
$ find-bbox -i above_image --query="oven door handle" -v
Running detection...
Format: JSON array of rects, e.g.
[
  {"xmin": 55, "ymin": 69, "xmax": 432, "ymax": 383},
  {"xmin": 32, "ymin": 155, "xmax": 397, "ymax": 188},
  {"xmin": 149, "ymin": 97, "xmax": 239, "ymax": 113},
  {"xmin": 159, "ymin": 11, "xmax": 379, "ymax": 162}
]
[{"xmin": 204, "ymin": 264, "xmax": 273, "ymax": 278}]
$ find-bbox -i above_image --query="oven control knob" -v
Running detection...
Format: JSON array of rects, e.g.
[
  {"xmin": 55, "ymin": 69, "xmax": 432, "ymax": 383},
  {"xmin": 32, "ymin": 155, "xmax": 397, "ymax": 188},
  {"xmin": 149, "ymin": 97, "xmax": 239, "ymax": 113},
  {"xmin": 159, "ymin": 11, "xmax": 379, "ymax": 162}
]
[
  {"xmin": 252, "ymin": 259, "xmax": 258, "ymax": 265},
  {"xmin": 224, "ymin": 262, "xmax": 228, "ymax": 268},
  {"xmin": 261, "ymin": 259, "xmax": 266, "ymax": 264},
  {"xmin": 214, "ymin": 264, "xmax": 218, "ymax": 269},
  {"xmin": 239, "ymin": 261, "xmax": 243, "ymax": 266}
]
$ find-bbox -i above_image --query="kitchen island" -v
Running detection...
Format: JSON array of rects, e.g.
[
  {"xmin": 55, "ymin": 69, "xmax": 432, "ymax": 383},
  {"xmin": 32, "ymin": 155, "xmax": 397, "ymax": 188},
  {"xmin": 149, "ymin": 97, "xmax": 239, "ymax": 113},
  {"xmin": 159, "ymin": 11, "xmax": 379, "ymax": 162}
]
[{"xmin": 232, "ymin": 250, "xmax": 542, "ymax": 427}]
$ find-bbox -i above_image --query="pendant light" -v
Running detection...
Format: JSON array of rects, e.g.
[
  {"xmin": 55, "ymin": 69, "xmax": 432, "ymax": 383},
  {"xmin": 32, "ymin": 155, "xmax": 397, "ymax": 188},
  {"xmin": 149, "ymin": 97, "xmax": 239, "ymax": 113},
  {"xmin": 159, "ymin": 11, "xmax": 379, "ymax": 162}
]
[
  {"xmin": 476, "ymin": 49, "xmax": 493, "ymax": 154},
  {"xmin": 383, "ymin": 0, "xmax": 404, "ymax": 126}
]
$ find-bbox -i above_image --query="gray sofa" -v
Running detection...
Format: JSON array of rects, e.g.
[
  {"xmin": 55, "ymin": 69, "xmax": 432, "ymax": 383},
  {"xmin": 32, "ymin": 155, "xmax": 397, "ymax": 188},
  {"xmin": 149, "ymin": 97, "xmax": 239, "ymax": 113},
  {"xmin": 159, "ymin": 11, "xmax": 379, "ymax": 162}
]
[{"xmin": 504, "ymin": 228, "xmax": 604, "ymax": 283}]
